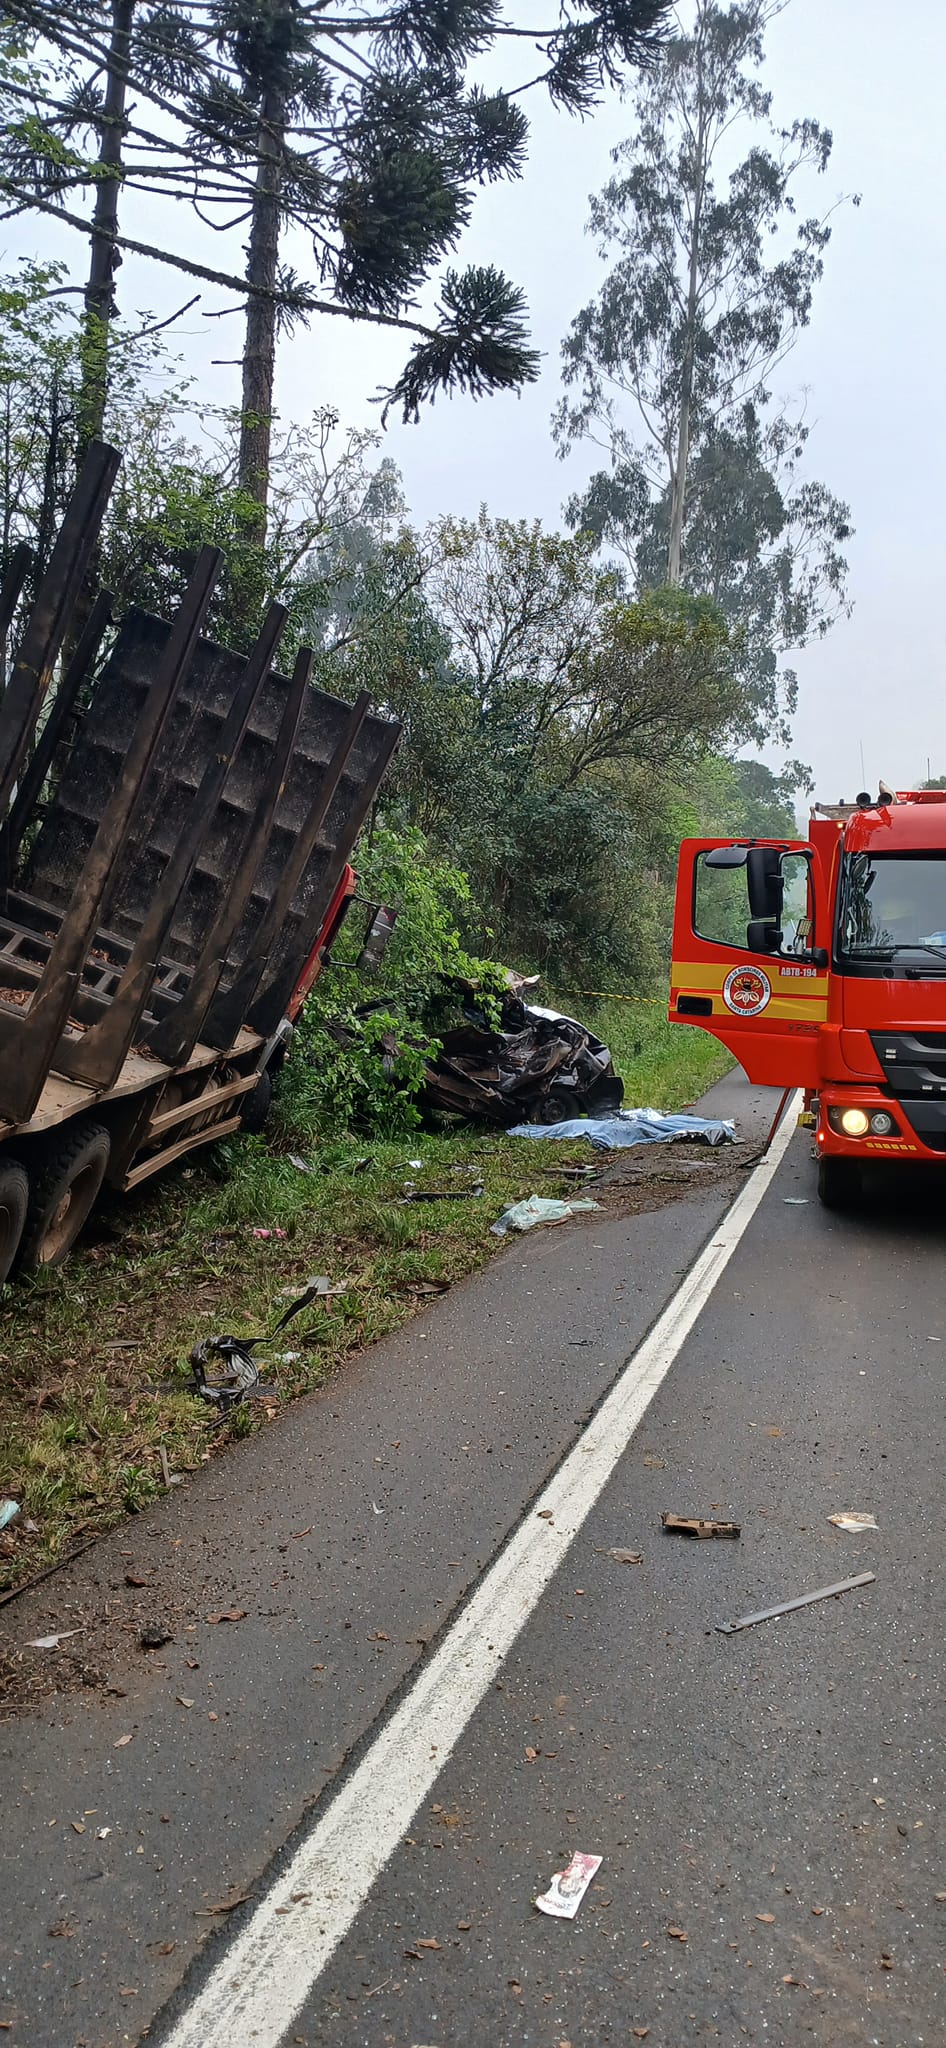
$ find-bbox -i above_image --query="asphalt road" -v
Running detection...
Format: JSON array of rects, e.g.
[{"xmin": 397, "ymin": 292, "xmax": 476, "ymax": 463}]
[{"xmin": 4, "ymin": 1074, "xmax": 946, "ymax": 2048}]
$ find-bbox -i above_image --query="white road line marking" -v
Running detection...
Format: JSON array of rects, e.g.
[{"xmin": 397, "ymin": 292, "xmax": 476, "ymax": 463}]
[{"xmin": 161, "ymin": 1095, "xmax": 801, "ymax": 2048}]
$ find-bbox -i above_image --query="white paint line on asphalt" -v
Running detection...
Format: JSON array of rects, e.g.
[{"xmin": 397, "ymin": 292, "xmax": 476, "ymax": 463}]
[{"xmin": 161, "ymin": 1095, "xmax": 801, "ymax": 2048}]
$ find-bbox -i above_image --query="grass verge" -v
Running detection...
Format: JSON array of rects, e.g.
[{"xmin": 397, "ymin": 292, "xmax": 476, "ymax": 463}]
[{"xmin": 0, "ymin": 1005, "xmax": 732, "ymax": 1595}]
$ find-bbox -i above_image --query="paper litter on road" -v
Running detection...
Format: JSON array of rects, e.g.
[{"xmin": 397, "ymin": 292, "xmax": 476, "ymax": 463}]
[
  {"xmin": 535, "ymin": 1851, "xmax": 602, "ymax": 1919},
  {"xmin": 490, "ymin": 1195, "xmax": 601, "ymax": 1236},
  {"xmin": 508, "ymin": 1109, "xmax": 737, "ymax": 1150},
  {"xmin": 828, "ymin": 1512, "xmax": 878, "ymax": 1533},
  {"xmin": 26, "ymin": 1628, "xmax": 82, "ymax": 1649}
]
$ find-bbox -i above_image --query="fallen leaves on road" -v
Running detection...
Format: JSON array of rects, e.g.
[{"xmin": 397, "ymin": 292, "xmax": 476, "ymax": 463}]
[
  {"xmin": 595, "ymin": 1547, "xmax": 643, "ymax": 1565},
  {"xmin": 756, "ymin": 1913, "xmax": 776, "ymax": 1925},
  {"xmin": 205, "ymin": 1609, "xmax": 247, "ymax": 1624},
  {"xmin": 667, "ymin": 1925, "xmax": 688, "ymax": 1942}
]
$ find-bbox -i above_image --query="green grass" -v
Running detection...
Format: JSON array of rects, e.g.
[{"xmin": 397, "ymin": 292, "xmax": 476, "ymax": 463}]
[
  {"xmin": 569, "ymin": 994, "xmax": 734, "ymax": 1110},
  {"xmin": 0, "ymin": 1002, "xmax": 732, "ymax": 1593}
]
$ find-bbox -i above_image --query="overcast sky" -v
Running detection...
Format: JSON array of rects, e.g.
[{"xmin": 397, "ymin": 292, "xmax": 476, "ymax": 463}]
[{"xmin": 12, "ymin": 0, "xmax": 946, "ymax": 799}]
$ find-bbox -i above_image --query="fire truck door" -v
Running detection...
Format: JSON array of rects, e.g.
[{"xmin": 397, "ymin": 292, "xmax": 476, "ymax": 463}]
[{"xmin": 669, "ymin": 838, "xmax": 829, "ymax": 1090}]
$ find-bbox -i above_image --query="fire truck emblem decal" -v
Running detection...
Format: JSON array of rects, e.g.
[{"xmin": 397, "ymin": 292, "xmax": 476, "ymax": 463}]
[{"xmin": 722, "ymin": 965, "xmax": 772, "ymax": 1017}]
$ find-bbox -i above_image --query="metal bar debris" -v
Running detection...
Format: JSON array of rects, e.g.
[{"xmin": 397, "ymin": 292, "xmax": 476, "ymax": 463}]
[{"xmin": 716, "ymin": 1570, "xmax": 876, "ymax": 1635}]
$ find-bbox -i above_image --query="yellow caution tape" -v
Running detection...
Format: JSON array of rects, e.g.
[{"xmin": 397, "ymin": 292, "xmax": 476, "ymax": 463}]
[{"xmin": 553, "ymin": 988, "xmax": 666, "ymax": 1008}]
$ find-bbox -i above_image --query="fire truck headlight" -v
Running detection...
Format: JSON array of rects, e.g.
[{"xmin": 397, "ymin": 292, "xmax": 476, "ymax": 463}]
[
  {"xmin": 869, "ymin": 1109, "xmax": 897, "ymax": 1136},
  {"xmin": 840, "ymin": 1107, "xmax": 870, "ymax": 1137}
]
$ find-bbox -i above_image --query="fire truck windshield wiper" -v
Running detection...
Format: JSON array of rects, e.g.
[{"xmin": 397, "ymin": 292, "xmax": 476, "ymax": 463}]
[
  {"xmin": 845, "ymin": 942, "xmax": 946, "ymax": 963},
  {"xmin": 893, "ymin": 941, "xmax": 946, "ymax": 963}
]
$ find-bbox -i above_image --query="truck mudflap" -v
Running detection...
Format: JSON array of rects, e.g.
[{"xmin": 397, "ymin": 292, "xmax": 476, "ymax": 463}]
[{"xmin": 669, "ymin": 836, "xmax": 830, "ymax": 1091}]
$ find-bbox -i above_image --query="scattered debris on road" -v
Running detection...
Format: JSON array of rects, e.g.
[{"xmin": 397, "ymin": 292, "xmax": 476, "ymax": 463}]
[
  {"xmin": 26, "ymin": 1627, "xmax": 82, "ymax": 1649},
  {"xmin": 490, "ymin": 1194, "xmax": 601, "ymax": 1236},
  {"xmin": 828, "ymin": 1512, "xmax": 878, "ymax": 1533},
  {"xmin": 0, "ymin": 1500, "xmax": 19, "ymax": 1531},
  {"xmin": 139, "ymin": 1625, "xmax": 173, "ymax": 1651},
  {"xmin": 535, "ymin": 1851, "xmax": 602, "ymax": 1919},
  {"xmin": 595, "ymin": 1547, "xmax": 644, "ymax": 1564},
  {"xmin": 717, "ymin": 1570, "xmax": 876, "ymax": 1635},
  {"xmin": 662, "ymin": 1513, "xmax": 741, "ymax": 1540}
]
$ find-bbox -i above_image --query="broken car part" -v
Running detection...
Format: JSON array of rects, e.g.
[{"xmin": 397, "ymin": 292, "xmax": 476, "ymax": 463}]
[{"xmin": 717, "ymin": 1570, "xmax": 876, "ymax": 1635}]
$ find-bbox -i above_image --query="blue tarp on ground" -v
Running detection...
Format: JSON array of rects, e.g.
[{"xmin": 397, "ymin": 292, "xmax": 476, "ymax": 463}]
[{"xmin": 507, "ymin": 1109, "xmax": 737, "ymax": 1150}]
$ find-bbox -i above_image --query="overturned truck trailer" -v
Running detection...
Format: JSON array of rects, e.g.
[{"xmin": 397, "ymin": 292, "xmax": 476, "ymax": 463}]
[{"xmin": 0, "ymin": 442, "xmax": 399, "ymax": 1277}]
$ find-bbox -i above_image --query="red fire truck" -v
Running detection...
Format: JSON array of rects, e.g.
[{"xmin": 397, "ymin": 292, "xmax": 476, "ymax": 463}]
[{"xmin": 669, "ymin": 789, "xmax": 946, "ymax": 1205}]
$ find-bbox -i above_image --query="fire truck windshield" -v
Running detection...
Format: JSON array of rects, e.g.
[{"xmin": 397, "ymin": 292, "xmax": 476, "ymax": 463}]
[{"xmin": 838, "ymin": 853, "xmax": 946, "ymax": 968}]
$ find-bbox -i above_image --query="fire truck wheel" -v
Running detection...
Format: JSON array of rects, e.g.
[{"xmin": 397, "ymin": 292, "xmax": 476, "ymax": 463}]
[
  {"xmin": 239, "ymin": 1068, "xmax": 272, "ymax": 1135},
  {"xmin": 0, "ymin": 1161, "xmax": 29, "ymax": 1286},
  {"xmin": 17, "ymin": 1124, "xmax": 111, "ymax": 1272},
  {"xmin": 817, "ymin": 1155, "xmax": 861, "ymax": 1210}
]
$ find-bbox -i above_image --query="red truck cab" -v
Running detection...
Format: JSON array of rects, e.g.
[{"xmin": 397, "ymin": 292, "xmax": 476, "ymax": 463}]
[{"xmin": 669, "ymin": 790, "xmax": 946, "ymax": 1204}]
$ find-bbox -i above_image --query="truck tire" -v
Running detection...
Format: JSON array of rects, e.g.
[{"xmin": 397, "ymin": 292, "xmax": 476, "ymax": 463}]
[
  {"xmin": 239, "ymin": 1068, "xmax": 272, "ymax": 1135},
  {"xmin": 817, "ymin": 1155, "xmax": 861, "ymax": 1210},
  {"xmin": 0, "ymin": 1161, "xmax": 29, "ymax": 1285},
  {"xmin": 17, "ymin": 1124, "xmax": 111, "ymax": 1272}
]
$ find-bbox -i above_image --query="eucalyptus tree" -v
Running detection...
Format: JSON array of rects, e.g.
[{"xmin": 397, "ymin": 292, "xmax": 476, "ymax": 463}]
[{"xmin": 555, "ymin": 0, "xmax": 854, "ymax": 742}]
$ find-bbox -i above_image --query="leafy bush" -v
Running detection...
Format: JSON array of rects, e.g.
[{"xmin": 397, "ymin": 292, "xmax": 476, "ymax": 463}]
[{"xmin": 274, "ymin": 823, "xmax": 506, "ymax": 1139}]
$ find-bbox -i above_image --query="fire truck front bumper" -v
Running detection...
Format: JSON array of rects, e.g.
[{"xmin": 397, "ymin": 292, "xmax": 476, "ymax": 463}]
[{"xmin": 816, "ymin": 1086, "xmax": 946, "ymax": 1160}]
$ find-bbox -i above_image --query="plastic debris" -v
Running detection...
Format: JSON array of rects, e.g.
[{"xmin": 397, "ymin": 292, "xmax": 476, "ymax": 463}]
[
  {"xmin": 662, "ymin": 1513, "xmax": 741, "ymax": 1540},
  {"xmin": 717, "ymin": 1570, "xmax": 876, "ymax": 1635},
  {"xmin": 250, "ymin": 1226, "xmax": 287, "ymax": 1241},
  {"xmin": 828, "ymin": 1512, "xmax": 878, "ymax": 1533},
  {"xmin": 189, "ymin": 1333, "xmax": 272, "ymax": 1415},
  {"xmin": 27, "ymin": 1628, "xmax": 82, "ymax": 1649},
  {"xmin": 535, "ymin": 1851, "xmax": 602, "ymax": 1919},
  {"xmin": 509, "ymin": 1109, "xmax": 736, "ymax": 1150},
  {"xmin": 273, "ymin": 1277, "xmax": 344, "ymax": 1329},
  {"xmin": 491, "ymin": 1195, "xmax": 601, "ymax": 1237},
  {"xmin": 0, "ymin": 1498, "xmax": 19, "ymax": 1530}
]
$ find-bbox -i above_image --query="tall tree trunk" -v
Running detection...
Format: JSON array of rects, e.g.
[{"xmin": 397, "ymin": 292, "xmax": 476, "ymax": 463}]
[
  {"xmin": 667, "ymin": 19, "xmax": 709, "ymax": 587},
  {"xmin": 77, "ymin": 0, "xmax": 134, "ymax": 459},
  {"xmin": 238, "ymin": 78, "xmax": 286, "ymax": 540}
]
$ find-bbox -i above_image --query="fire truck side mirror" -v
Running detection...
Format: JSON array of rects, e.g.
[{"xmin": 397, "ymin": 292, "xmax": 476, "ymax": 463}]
[
  {"xmin": 746, "ymin": 917, "xmax": 783, "ymax": 955},
  {"xmin": 746, "ymin": 846, "xmax": 784, "ymax": 922}
]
